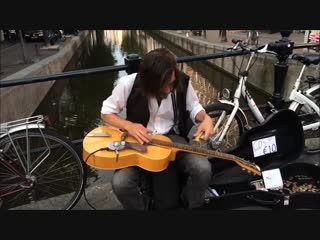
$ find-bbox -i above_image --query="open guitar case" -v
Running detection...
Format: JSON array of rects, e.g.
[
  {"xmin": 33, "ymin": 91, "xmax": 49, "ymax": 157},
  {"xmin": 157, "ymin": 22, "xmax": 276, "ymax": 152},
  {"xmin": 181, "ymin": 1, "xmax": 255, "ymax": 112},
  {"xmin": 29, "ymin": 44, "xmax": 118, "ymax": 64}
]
[
  {"xmin": 151, "ymin": 109, "xmax": 320, "ymax": 210},
  {"xmin": 153, "ymin": 109, "xmax": 320, "ymax": 210},
  {"xmin": 198, "ymin": 109, "xmax": 320, "ymax": 210}
]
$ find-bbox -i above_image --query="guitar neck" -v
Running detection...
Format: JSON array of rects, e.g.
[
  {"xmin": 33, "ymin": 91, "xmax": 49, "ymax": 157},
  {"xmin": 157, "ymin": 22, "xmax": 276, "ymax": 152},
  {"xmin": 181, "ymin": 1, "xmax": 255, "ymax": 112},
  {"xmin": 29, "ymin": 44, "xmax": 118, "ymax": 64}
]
[{"xmin": 151, "ymin": 138, "xmax": 261, "ymax": 176}]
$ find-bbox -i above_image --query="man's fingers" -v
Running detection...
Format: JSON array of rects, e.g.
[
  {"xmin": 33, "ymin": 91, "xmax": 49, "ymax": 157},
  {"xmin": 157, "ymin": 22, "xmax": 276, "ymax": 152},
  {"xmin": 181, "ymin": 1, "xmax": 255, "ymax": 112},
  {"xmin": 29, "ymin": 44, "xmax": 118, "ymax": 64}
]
[
  {"xmin": 137, "ymin": 131, "xmax": 151, "ymax": 143},
  {"xmin": 193, "ymin": 129, "xmax": 202, "ymax": 137},
  {"xmin": 203, "ymin": 132, "xmax": 210, "ymax": 141},
  {"xmin": 136, "ymin": 135, "xmax": 145, "ymax": 144},
  {"xmin": 146, "ymin": 128, "xmax": 153, "ymax": 133},
  {"xmin": 193, "ymin": 130, "xmax": 204, "ymax": 142}
]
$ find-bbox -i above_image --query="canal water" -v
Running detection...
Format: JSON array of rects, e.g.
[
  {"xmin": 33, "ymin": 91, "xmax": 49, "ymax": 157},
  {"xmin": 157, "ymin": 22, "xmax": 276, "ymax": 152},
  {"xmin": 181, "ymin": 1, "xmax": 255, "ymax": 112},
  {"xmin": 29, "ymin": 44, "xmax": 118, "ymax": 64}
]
[{"xmin": 33, "ymin": 30, "xmax": 269, "ymax": 185}]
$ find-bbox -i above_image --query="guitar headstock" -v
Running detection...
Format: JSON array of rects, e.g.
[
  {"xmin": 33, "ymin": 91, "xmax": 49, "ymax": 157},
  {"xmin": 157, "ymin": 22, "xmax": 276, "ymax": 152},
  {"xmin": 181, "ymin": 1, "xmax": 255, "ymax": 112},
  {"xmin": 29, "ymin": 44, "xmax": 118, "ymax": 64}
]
[{"xmin": 237, "ymin": 158, "xmax": 262, "ymax": 176}]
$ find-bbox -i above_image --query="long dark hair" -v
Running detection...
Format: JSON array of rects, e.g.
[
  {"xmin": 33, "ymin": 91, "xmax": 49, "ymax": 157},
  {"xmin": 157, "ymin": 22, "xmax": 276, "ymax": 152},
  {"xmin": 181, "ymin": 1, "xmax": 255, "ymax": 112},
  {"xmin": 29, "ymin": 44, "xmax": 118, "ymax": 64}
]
[{"xmin": 138, "ymin": 48, "xmax": 179, "ymax": 98}]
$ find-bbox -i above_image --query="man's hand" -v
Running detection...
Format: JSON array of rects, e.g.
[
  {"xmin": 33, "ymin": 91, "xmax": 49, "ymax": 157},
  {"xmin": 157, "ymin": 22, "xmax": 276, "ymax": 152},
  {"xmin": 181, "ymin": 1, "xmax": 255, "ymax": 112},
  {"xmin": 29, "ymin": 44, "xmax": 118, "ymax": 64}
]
[
  {"xmin": 125, "ymin": 122, "xmax": 152, "ymax": 144},
  {"xmin": 101, "ymin": 113, "xmax": 152, "ymax": 144},
  {"xmin": 193, "ymin": 114, "xmax": 214, "ymax": 141}
]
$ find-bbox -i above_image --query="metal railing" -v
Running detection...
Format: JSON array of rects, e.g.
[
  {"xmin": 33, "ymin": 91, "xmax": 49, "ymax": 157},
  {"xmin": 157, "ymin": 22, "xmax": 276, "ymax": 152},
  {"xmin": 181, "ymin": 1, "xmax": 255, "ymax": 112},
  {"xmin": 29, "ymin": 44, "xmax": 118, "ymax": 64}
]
[
  {"xmin": 0, "ymin": 49, "xmax": 253, "ymax": 88},
  {"xmin": 1, "ymin": 42, "xmax": 319, "ymax": 89}
]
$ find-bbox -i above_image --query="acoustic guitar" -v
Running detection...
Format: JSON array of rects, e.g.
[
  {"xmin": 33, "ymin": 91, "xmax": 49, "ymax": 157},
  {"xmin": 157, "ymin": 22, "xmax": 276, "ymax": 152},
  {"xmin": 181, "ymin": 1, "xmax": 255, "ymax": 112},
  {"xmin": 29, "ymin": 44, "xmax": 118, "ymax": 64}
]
[{"xmin": 82, "ymin": 126, "xmax": 262, "ymax": 176}]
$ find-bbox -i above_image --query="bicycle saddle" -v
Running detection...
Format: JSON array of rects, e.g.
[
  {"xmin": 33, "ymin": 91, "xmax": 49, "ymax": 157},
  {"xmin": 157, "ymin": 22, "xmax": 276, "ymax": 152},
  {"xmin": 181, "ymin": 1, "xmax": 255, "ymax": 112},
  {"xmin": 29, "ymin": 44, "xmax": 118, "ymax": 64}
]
[
  {"xmin": 306, "ymin": 75, "xmax": 320, "ymax": 84},
  {"xmin": 292, "ymin": 54, "xmax": 320, "ymax": 65}
]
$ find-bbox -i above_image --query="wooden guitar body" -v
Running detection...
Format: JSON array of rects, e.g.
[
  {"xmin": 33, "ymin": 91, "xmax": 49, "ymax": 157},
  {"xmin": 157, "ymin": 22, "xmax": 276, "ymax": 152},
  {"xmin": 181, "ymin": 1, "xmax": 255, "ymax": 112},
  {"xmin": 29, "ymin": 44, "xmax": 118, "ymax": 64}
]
[{"xmin": 83, "ymin": 126, "xmax": 177, "ymax": 172}]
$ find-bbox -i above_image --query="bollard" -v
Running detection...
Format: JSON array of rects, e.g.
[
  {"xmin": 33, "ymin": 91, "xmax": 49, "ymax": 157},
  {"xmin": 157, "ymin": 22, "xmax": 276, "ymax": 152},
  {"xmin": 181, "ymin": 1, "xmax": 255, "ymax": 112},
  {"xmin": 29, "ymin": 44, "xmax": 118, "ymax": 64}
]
[
  {"xmin": 35, "ymin": 43, "xmax": 40, "ymax": 56},
  {"xmin": 0, "ymin": 30, "xmax": 4, "ymax": 42},
  {"xmin": 124, "ymin": 54, "xmax": 142, "ymax": 74}
]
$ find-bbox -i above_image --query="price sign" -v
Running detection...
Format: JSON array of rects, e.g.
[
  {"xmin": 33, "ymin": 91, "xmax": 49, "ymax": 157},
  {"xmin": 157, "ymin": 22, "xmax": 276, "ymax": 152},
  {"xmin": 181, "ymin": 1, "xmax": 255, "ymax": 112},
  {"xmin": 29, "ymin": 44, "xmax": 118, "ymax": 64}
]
[{"xmin": 252, "ymin": 135, "xmax": 277, "ymax": 158}]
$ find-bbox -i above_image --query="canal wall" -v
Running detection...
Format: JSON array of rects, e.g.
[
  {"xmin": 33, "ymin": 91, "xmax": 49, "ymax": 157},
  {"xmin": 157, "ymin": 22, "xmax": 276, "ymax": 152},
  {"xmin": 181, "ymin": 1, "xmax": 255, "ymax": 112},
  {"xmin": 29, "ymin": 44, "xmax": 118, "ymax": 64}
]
[
  {"xmin": 0, "ymin": 30, "xmax": 90, "ymax": 123},
  {"xmin": 151, "ymin": 30, "xmax": 319, "ymax": 100}
]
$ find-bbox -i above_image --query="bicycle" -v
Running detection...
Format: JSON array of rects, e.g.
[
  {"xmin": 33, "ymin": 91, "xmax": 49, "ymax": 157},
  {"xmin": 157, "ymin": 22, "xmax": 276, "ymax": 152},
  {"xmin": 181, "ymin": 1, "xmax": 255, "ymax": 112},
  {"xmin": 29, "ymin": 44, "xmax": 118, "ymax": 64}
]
[
  {"xmin": 201, "ymin": 40, "xmax": 320, "ymax": 153},
  {"xmin": 0, "ymin": 115, "xmax": 86, "ymax": 209},
  {"xmin": 288, "ymin": 54, "xmax": 320, "ymax": 153}
]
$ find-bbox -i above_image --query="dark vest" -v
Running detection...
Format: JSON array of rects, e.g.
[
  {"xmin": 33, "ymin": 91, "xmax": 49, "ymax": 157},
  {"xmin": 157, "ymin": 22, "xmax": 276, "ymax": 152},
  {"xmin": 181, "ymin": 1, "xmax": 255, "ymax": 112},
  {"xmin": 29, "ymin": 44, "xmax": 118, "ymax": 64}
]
[{"xmin": 126, "ymin": 71, "xmax": 192, "ymax": 139}]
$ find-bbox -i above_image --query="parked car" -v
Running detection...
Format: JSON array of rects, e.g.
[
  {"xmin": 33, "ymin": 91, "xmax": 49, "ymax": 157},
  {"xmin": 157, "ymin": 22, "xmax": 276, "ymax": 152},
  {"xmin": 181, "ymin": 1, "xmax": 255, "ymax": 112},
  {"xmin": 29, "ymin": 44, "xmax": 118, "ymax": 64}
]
[
  {"xmin": 23, "ymin": 30, "xmax": 65, "ymax": 45},
  {"xmin": 62, "ymin": 29, "xmax": 80, "ymax": 36},
  {"xmin": 24, "ymin": 30, "xmax": 44, "ymax": 42},
  {"xmin": 191, "ymin": 30, "xmax": 202, "ymax": 36},
  {"xmin": 2, "ymin": 30, "xmax": 19, "ymax": 42},
  {"xmin": 49, "ymin": 30, "xmax": 66, "ymax": 44}
]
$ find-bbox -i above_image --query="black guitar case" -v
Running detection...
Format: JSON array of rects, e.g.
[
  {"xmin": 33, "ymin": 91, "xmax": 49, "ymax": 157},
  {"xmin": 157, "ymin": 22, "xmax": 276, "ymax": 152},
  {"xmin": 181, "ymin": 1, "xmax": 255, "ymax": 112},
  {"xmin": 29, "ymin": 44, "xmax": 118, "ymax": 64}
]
[
  {"xmin": 200, "ymin": 109, "xmax": 320, "ymax": 210},
  {"xmin": 201, "ymin": 162, "xmax": 320, "ymax": 210},
  {"xmin": 209, "ymin": 108, "xmax": 305, "ymax": 183},
  {"xmin": 151, "ymin": 109, "xmax": 320, "ymax": 210}
]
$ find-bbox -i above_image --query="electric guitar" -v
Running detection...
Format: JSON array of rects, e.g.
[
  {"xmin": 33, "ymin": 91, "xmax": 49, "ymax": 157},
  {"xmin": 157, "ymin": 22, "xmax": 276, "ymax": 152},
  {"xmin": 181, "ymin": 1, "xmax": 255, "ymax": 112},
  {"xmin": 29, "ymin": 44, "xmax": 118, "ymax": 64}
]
[{"xmin": 82, "ymin": 126, "xmax": 262, "ymax": 176}]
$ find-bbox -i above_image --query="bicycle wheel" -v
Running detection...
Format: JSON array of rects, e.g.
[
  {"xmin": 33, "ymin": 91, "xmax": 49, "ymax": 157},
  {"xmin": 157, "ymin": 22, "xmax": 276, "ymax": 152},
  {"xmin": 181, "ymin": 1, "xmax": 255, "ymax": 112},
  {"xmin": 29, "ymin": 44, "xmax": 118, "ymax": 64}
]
[
  {"xmin": 0, "ymin": 128, "xmax": 86, "ymax": 210},
  {"xmin": 191, "ymin": 103, "xmax": 247, "ymax": 152},
  {"xmin": 294, "ymin": 89, "xmax": 320, "ymax": 153}
]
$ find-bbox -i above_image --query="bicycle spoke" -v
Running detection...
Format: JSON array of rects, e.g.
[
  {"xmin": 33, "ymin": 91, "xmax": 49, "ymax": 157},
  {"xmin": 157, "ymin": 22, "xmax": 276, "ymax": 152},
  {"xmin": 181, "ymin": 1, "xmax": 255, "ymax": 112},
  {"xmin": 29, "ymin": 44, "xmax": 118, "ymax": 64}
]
[
  {"xmin": 0, "ymin": 182, "xmax": 22, "ymax": 193},
  {"xmin": 31, "ymin": 141, "xmax": 71, "ymax": 175},
  {"xmin": 37, "ymin": 169, "xmax": 81, "ymax": 183},
  {"xmin": 5, "ymin": 189, "xmax": 29, "ymax": 205},
  {"xmin": 38, "ymin": 175, "xmax": 81, "ymax": 185},
  {"xmin": 36, "ymin": 180, "xmax": 79, "ymax": 195}
]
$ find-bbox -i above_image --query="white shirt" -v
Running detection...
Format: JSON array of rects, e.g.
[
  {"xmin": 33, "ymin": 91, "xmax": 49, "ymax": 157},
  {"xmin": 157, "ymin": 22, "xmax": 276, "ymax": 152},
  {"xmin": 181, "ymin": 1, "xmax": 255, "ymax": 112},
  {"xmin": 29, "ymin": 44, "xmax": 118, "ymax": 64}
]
[{"xmin": 101, "ymin": 73, "xmax": 204, "ymax": 134}]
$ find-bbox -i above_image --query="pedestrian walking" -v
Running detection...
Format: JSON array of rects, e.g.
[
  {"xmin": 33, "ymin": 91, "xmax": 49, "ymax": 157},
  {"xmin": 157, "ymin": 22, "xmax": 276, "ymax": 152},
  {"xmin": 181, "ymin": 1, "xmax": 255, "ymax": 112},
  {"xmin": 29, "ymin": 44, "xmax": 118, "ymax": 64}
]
[{"xmin": 220, "ymin": 30, "xmax": 227, "ymax": 42}]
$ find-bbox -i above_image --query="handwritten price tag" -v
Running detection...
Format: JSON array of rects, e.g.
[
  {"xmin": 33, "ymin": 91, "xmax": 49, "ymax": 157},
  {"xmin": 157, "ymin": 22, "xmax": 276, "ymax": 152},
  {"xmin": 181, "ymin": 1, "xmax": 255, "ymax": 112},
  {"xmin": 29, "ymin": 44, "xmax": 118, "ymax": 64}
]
[{"xmin": 252, "ymin": 135, "xmax": 277, "ymax": 158}]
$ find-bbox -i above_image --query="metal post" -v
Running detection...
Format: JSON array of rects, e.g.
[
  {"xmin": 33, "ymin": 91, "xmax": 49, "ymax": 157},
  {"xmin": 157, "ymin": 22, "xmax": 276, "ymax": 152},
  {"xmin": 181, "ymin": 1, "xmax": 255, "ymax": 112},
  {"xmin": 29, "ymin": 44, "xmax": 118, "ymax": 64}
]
[
  {"xmin": 304, "ymin": 30, "xmax": 310, "ymax": 44},
  {"xmin": 35, "ymin": 43, "xmax": 40, "ymax": 56},
  {"xmin": 124, "ymin": 54, "xmax": 142, "ymax": 74},
  {"xmin": 268, "ymin": 31, "xmax": 294, "ymax": 109},
  {"xmin": 271, "ymin": 62, "xmax": 288, "ymax": 108},
  {"xmin": 43, "ymin": 30, "xmax": 49, "ymax": 46},
  {"xmin": 18, "ymin": 30, "xmax": 27, "ymax": 63},
  {"xmin": 0, "ymin": 30, "xmax": 4, "ymax": 42},
  {"xmin": 304, "ymin": 30, "xmax": 310, "ymax": 53}
]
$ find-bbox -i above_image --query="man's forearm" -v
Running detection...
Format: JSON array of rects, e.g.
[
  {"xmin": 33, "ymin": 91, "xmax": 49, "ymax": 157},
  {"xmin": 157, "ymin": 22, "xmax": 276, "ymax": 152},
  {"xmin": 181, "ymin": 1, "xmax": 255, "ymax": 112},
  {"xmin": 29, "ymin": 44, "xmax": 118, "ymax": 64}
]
[
  {"xmin": 193, "ymin": 109, "xmax": 214, "ymax": 140},
  {"xmin": 195, "ymin": 109, "xmax": 208, "ymax": 123},
  {"xmin": 101, "ymin": 113, "xmax": 132, "ymax": 131}
]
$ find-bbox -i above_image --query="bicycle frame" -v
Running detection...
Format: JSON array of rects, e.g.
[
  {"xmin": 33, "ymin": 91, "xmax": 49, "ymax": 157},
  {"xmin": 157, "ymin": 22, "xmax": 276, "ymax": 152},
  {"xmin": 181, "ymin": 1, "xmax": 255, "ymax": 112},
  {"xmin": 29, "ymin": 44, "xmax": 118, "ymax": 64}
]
[
  {"xmin": 213, "ymin": 44, "xmax": 320, "ymax": 147},
  {"xmin": 288, "ymin": 64, "xmax": 320, "ymax": 131},
  {"xmin": 214, "ymin": 51, "xmax": 266, "ymax": 143},
  {"xmin": 0, "ymin": 115, "xmax": 50, "ymax": 176}
]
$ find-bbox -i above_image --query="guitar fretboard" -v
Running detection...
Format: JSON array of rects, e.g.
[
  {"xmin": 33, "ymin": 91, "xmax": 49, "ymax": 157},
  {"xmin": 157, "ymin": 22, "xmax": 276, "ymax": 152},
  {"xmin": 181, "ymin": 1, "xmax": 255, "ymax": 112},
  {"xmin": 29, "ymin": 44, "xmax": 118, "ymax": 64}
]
[
  {"xmin": 151, "ymin": 139, "xmax": 239, "ymax": 162},
  {"xmin": 150, "ymin": 138, "xmax": 261, "ymax": 175}
]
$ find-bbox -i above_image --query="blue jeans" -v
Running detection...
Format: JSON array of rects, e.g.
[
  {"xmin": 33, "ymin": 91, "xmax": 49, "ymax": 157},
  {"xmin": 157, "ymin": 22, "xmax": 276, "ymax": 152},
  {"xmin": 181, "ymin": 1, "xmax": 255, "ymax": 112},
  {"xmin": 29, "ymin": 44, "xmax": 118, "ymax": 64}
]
[{"xmin": 112, "ymin": 134, "xmax": 212, "ymax": 209}]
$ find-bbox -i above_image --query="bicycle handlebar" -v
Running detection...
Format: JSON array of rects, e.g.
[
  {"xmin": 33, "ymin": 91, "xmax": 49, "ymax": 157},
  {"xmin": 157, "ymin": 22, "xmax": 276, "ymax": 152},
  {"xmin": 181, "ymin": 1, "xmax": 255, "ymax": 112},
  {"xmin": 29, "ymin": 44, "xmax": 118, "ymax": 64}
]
[
  {"xmin": 230, "ymin": 39, "xmax": 277, "ymax": 56},
  {"xmin": 305, "ymin": 75, "xmax": 320, "ymax": 84},
  {"xmin": 231, "ymin": 39, "xmax": 244, "ymax": 44},
  {"xmin": 230, "ymin": 39, "xmax": 320, "ymax": 58}
]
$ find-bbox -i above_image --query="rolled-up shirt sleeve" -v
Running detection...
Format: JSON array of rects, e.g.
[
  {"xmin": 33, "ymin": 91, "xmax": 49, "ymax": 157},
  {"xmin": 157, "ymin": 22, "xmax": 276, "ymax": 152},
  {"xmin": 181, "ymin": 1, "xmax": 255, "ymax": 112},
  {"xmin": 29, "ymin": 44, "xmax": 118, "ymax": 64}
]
[
  {"xmin": 101, "ymin": 73, "xmax": 136, "ymax": 115},
  {"xmin": 186, "ymin": 80, "xmax": 205, "ymax": 124}
]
